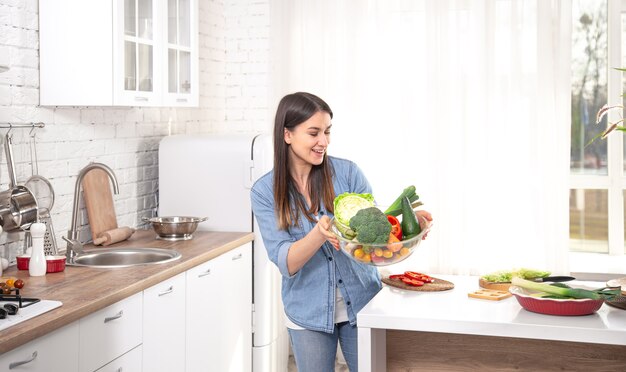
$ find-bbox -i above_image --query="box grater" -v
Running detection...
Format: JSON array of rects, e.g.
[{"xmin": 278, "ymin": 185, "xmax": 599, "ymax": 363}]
[{"xmin": 23, "ymin": 208, "xmax": 58, "ymax": 256}]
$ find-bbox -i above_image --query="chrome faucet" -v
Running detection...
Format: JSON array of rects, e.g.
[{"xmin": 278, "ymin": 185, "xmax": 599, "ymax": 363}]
[{"xmin": 64, "ymin": 163, "xmax": 119, "ymax": 262}]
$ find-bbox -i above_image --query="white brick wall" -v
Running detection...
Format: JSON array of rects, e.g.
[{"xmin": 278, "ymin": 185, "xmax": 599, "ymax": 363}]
[{"xmin": 0, "ymin": 0, "xmax": 271, "ymax": 262}]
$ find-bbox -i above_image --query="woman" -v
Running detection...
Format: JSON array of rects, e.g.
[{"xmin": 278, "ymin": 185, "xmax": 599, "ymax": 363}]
[{"xmin": 251, "ymin": 92, "xmax": 431, "ymax": 371}]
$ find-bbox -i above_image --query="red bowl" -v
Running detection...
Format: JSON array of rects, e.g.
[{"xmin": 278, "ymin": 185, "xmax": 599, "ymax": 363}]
[
  {"xmin": 509, "ymin": 285, "xmax": 604, "ymax": 316},
  {"xmin": 16, "ymin": 255, "xmax": 30, "ymax": 270},
  {"xmin": 46, "ymin": 256, "xmax": 66, "ymax": 273}
]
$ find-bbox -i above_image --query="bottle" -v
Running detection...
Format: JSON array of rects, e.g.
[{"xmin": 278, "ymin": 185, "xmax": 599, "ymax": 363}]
[{"xmin": 28, "ymin": 223, "xmax": 47, "ymax": 276}]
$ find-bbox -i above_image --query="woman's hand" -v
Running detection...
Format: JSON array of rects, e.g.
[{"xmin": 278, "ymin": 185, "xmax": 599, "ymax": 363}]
[
  {"xmin": 415, "ymin": 210, "xmax": 433, "ymax": 240},
  {"xmin": 317, "ymin": 215, "xmax": 340, "ymax": 250}
]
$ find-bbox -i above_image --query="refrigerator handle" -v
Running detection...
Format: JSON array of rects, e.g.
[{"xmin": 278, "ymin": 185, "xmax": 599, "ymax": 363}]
[{"xmin": 244, "ymin": 159, "xmax": 254, "ymax": 189}]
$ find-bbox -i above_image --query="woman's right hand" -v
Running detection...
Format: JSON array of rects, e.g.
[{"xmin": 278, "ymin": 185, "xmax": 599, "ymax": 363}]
[{"xmin": 317, "ymin": 215, "xmax": 339, "ymax": 250}]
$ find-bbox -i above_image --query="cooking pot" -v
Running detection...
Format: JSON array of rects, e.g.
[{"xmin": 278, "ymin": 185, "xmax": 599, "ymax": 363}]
[
  {"xmin": 142, "ymin": 216, "xmax": 208, "ymax": 241},
  {"xmin": 0, "ymin": 134, "xmax": 38, "ymax": 231}
]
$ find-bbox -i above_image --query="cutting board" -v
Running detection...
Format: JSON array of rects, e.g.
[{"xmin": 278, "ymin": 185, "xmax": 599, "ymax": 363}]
[
  {"xmin": 382, "ymin": 276, "xmax": 454, "ymax": 292},
  {"xmin": 82, "ymin": 168, "xmax": 118, "ymax": 240}
]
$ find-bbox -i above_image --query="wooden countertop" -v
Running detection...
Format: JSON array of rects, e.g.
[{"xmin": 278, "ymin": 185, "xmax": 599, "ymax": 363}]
[{"xmin": 0, "ymin": 230, "xmax": 254, "ymax": 354}]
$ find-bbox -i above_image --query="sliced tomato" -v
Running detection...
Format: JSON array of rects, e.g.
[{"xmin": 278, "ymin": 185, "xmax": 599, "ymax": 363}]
[
  {"xmin": 404, "ymin": 271, "xmax": 434, "ymax": 283},
  {"xmin": 387, "ymin": 215, "xmax": 402, "ymax": 240},
  {"xmin": 389, "ymin": 274, "xmax": 405, "ymax": 281},
  {"xmin": 401, "ymin": 277, "xmax": 424, "ymax": 287}
]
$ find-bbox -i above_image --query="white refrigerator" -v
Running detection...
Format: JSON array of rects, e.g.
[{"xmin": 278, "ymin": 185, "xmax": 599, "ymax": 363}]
[{"xmin": 158, "ymin": 133, "xmax": 289, "ymax": 372}]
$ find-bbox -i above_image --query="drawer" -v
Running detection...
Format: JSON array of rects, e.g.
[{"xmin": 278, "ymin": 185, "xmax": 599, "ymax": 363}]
[
  {"xmin": 95, "ymin": 345, "xmax": 142, "ymax": 372},
  {"xmin": 0, "ymin": 321, "xmax": 79, "ymax": 372},
  {"xmin": 79, "ymin": 292, "xmax": 143, "ymax": 372}
]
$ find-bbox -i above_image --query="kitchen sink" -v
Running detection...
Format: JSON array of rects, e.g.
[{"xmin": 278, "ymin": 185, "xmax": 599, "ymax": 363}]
[{"xmin": 68, "ymin": 248, "xmax": 182, "ymax": 268}]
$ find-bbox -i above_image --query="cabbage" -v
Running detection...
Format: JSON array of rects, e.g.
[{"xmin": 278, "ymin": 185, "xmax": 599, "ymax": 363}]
[{"xmin": 333, "ymin": 192, "xmax": 375, "ymax": 227}]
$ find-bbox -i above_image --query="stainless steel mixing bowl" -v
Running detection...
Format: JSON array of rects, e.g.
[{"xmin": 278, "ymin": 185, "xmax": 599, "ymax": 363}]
[{"xmin": 143, "ymin": 216, "xmax": 208, "ymax": 241}]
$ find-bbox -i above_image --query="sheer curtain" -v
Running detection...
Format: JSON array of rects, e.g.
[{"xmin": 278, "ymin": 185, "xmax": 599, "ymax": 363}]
[{"xmin": 269, "ymin": 0, "xmax": 572, "ymax": 275}]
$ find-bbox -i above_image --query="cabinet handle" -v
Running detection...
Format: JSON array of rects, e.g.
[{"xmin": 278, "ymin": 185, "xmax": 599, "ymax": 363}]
[
  {"xmin": 232, "ymin": 253, "xmax": 243, "ymax": 261},
  {"xmin": 176, "ymin": 98, "xmax": 188, "ymax": 102},
  {"xmin": 158, "ymin": 286, "xmax": 174, "ymax": 296},
  {"xmin": 198, "ymin": 268, "xmax": 211, "ymax": 278},
  {"xmin": 9, "ymin": 351, "xmax": 37, "ymax": 369},
  {"xmin": 116, "ymin": 368, "xmax": 123, "ymax": 372},
  {"xmin": 134, "ymin": 96, "xmax": 148, "ymax": 101},
  {"xmin": 104, "ymin": 310, "xmax": 124, "ymax": 323}
]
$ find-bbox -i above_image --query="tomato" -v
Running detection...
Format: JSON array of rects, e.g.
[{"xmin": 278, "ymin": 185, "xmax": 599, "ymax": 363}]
[
  {"xmin": 387, "ymin": 215, "xmax": 402, "ymax": 240},
  {"xmin": 405, "ymin": 271, "xmax": 434, "ymax": 283},
  {"xmin": 5, "ymin": 279, "xmax": 14, "ymax": 288},
  {"xmin": 13, "ymin": 279, "xmax": 24, "ymax": 289},
  {"xmin": 401, "ymin": 277, "xmax": 424, "ymax": 287},
  {"xmin": 389, "ymin": 274, "xmax": 405, "ymax": 280}
]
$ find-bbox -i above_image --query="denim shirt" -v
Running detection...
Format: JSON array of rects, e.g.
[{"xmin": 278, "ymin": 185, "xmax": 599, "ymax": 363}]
[{"xmin": 250, "ymin": 156, "xmax": 382, "ymax": 333}]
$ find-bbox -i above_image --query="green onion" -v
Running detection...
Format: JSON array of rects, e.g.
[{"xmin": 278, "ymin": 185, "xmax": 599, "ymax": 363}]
[
  {"xmin": 511, "ymin": 277, "xmax": 620, "ymax": 301},
  {"xmin": 384, "ymin": 186, "xmax": 419, "ymax": 216}
]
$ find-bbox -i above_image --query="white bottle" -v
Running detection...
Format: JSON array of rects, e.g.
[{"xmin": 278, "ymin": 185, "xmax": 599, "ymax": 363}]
[{"xmin": 29, "ymin": 223, "xmax": 47, "ymax": 277}]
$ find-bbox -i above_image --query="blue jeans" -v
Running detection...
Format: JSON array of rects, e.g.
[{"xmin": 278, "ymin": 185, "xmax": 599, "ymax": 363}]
[{"xmin": 288, "ymin": 321, "xmax": 358, "ymax": 372}]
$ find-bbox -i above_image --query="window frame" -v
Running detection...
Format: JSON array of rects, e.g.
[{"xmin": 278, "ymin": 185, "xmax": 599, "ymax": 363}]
[{"xmin": 569, "ymin": 0, "xmax": 625, "ymax": 274}]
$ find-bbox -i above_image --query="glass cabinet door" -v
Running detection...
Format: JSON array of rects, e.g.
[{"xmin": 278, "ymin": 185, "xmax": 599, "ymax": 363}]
[
  {"xmin": 167, "ymin": 0, "xmax": 193, "ymax": 97},
  {"xmin": 124, "ymin": 0, "xmax": 154, "ymax": 93}
]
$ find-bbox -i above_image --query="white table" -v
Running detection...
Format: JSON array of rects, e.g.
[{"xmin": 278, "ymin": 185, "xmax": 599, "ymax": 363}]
[{"xmin": 357, "ymin": 275, "xmax": 626, "ymax": 371}]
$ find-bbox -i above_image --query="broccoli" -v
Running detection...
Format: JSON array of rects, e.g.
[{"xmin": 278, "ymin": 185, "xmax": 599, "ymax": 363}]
[{"xmin": 349, "ymin": 207, "xmax": 392, "ymax": 244}]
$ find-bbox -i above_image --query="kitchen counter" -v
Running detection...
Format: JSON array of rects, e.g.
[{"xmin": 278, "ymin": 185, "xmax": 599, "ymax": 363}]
[
  {"xmin": 358, "ymin": 275, "xmax": 626, "ymax": 371},
  {"xmin": 0, "ymin": 229, "xmax": 254, "ymax": 354}
]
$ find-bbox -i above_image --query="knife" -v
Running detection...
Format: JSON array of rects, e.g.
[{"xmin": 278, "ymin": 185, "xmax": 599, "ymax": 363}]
[{"xmin": 533, "ymin": 276, "xmax": 575, "ymax": 283}]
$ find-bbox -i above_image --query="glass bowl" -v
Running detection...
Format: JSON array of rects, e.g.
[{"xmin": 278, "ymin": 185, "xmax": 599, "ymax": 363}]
[{"xmin": 330, "ymin": 209, "xmax": 432, "ymax": 266}]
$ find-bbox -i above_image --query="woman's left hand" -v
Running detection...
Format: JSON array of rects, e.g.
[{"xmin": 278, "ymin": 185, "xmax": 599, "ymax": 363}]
[
  {"xmin": 318, "ymin": 215, "xmax": 340, "ymax": 250},
  {"xmin": 415, "ymin": 210, "xmax": 433, "ymax": 240}
]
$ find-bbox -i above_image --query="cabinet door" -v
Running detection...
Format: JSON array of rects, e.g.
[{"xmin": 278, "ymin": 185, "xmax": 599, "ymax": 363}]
[
  {"xmin": 113, "ymin": 0, "xmax": 163, "ymax": 106},
  {"xmin": 79, "ymin": 292, "xmax": 143, "ymax": 372},
  {"xmin": 163, "ymin": 0, "xmax": 198, "ymax": 107},
  {"xmin": 95, "ymin": 345, "xmax": 142, "ymax": 372},
  {"xmin": 0, "ymin": 321, "xmax": 79, "ymax": 372},
  {"xmin": 185, "ymin": 243, "xmax": 252, "ymax": 372},
  {"xmin": 142, "ymin": 272, "xmax": 186, "ymax": 372}
]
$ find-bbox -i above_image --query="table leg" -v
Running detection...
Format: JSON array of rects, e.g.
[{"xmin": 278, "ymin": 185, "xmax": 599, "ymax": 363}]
[{"xmin": 358, "ymin": 327, "xmax": 386, "ymax": 372}]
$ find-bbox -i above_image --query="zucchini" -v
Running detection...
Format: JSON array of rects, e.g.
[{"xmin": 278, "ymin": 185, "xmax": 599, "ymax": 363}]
[{"xmin": 401, "ymin": 196, "xmax": 421, "ymax": 239}]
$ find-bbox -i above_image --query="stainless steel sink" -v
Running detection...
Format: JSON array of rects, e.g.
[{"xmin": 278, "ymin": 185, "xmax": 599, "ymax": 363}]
[{"xmin": 68, "ymin": 248, "xmax": 182, "ymax": 268}]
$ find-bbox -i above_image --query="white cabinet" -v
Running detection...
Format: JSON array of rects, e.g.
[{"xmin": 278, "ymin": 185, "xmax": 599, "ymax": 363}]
[
  {"xmin": 185, "ymin": 243, "xmax": 252, "ymax": 372},
  {"xmin": 39, "ymin": 0, "xmax": 198, "ymax": 107},
  {"xmin": 95, "ymin": 345, "xmax": 142, "ymax": 372},
  {"xmin": 79, "ymin": 292, "xmax": 143, "ymax": 372},
  {"xmin": 142, "ymin": 272, "xmax": 186, "ymax": 372},
  {"xmin": 0, "ymin": 321, "xmax": 79, "ymax": 372}
]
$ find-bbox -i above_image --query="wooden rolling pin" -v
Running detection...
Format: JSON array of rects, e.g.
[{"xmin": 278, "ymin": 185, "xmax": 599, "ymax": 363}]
[{"xmin": 93, "ymin": 227, "xmax": 136, "ymax": 246}]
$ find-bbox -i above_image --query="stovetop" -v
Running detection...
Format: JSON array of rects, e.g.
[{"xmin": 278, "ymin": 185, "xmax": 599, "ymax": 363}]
[{"xmin": 0, "ymin": 299, "xmax": 63, "ymax": 332}]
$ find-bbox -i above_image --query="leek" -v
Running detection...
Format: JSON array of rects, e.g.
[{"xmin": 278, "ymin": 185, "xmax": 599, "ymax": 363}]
[{"xmin": 511, "ymin": 277, "xmax": 620, "ymax": 301}]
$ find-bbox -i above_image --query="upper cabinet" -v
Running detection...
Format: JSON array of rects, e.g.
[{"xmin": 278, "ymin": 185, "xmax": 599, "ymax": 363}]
[{"xmin": 40, "ymin": 0, "xmax": 198, "ymax": 107}]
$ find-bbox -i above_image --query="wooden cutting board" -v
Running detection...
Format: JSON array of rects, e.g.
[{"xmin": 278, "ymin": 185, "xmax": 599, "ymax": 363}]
[
  {"xmin": 82, "ymin": 168, "xmax": 118, "ymax": 240},
  {"xmin": 382, "ymin": 276, "xmax": 454, "ymax": 292}
]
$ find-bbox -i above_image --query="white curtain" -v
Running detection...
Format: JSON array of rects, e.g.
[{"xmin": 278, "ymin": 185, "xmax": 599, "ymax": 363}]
[{"xmin": 269, "ymin": 0, "xmax": 572, "ymax": 276}]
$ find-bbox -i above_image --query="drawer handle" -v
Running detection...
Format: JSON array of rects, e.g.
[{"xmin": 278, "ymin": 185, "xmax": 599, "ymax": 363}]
[
  {"xmin": 232, "ymin": 253, "xmax": 243, "ymax": 261},
  {"xmin": 134, "ymin": 96, "xmax": 148, "ymax": 101},
  {"xmin": 104, "ymin": 310, "xmax": 124, "ymax": 323},
  {"xmin": 198, "ymin": 269, "xmax": 211, "ymax": 278},
  {"xmin": 158, "ymin": 286, "xmax": 174, "ymax": 296},
  {"xmin": 9, "ymin": 351, "xmax": 37, "ymax": 369}
]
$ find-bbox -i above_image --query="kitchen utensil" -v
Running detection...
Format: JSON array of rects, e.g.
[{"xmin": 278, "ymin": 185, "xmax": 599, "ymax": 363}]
[
  {"xmin": 82, "ymin": 168, "xmax": 118, "ymax": 239},
  {"xmin": 509, "ymin": 285, "xmax": 604, "ymax": 316},
  {"xmin": 143, "ymin": 216, "xmax": 208, "ymax": 241},
  {"xmin": 28, "ymin": 223, "xmax": 46, "ymax": 277},
  {"xmin": 93, "ymin": 226, "xmax": 135, "ymax": 246},
  {"xmin": 382, "ymin": 276, "xmax": 454, "ymax": 292},
  {"xmin": 0, "ymin": 134, "xmax": 38, "ymax": 232},
  {"xmin": 468, "ymin": 289, "xmax": 512, "ymax": 301}
]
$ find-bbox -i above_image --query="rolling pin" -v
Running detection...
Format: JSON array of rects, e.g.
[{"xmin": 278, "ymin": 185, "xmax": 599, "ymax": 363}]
[{"xmin": 93, "ymin": 227, "xmax": 136, "ymax": 246}]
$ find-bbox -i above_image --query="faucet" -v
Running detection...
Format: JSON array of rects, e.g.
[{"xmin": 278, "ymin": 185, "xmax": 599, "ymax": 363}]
[{"xmin": 64, "ymin": 163, "xmax": 119, "ymax": 262}]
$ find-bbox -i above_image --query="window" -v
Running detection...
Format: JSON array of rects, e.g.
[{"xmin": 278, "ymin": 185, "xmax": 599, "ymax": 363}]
[{"xmin": 570, "ymin": 0, "xmax": 625, "ymax": 274}]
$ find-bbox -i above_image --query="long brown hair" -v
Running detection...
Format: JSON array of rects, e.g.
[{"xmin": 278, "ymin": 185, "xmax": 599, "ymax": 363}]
[{"xmin": 273, "ymin": 92, "xmax": 336, "ymax": 230}]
